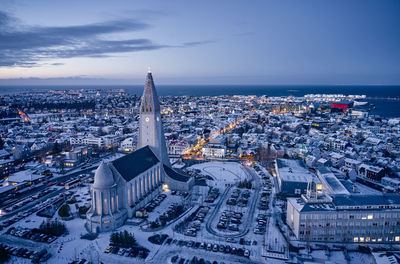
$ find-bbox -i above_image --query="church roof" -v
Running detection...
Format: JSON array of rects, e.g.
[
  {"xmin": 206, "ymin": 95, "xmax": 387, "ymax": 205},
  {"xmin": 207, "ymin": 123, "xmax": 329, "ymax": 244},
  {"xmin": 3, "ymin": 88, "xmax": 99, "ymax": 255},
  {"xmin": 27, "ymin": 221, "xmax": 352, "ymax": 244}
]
[
  {"xmin": 93, "ymin": 162, "xmax": 115, "ymax": 188},
  {"xmin": 163, "ymin": 164, "xmax": 191, "ymax": 183},
  {"xmin": 112, "ymin": 146, "xmax": 159, "ymax": 182},
  {"xmin": 140, "ymin": 72, "xmax": 160, "ymax": 113}
]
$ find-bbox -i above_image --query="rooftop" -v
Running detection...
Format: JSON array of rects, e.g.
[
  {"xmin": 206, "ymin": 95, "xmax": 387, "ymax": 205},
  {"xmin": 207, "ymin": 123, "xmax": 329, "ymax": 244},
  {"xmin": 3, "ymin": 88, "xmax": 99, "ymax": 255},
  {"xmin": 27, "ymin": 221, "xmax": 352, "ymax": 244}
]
[
  {"xmin": 277, "ymin": 159, "xmax": 316, "ymax": 183},
  {"xmin": 112, "ymin": 146, "xmax": 159, "ymax": 182}
]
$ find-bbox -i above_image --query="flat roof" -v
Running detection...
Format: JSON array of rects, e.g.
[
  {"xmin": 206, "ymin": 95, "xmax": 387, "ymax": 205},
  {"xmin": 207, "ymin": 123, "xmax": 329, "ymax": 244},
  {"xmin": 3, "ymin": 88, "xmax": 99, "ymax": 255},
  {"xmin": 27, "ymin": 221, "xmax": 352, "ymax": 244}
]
[
  {"xmin": 277, "ymin": 159, "xmax": 316, "ymax": 183},
  {"xmin": 289, "ymin": 193, "xmax": 400, "ymax": 213},
  {"xmin": 317, "ymin": 167, "xmax": 349, "ymax": 195},
  {"xmin": 8, "ymin": 170, "xmax": 45, "ymax": 183},
  {"xmin": 332, "ymin": 193, "xmax": 400, "ymax": 207}
]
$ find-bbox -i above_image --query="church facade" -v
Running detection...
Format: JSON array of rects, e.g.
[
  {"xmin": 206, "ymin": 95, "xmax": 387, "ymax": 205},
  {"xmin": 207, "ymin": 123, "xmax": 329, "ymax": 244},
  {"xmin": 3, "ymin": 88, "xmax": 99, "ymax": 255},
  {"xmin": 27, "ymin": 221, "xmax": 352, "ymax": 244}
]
[{"xmin": 86, "ymin": 71, "xmax": 194, "ymax": 233}]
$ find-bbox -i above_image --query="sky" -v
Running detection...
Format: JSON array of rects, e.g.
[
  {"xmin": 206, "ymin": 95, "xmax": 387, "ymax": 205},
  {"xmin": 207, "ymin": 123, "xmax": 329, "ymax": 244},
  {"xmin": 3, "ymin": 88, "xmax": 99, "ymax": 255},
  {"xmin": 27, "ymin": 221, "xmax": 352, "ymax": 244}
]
[{"xmin": 0, "ymin": 0, "xmax": 399, "ymax": 85}]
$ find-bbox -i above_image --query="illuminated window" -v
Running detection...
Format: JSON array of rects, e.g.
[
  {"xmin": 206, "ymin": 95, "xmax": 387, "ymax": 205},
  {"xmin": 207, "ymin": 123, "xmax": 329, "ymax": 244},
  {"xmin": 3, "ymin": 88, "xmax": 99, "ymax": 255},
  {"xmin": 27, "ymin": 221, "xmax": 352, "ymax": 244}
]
[
  {"xmin": 116, "ymin": 195, "xmax": 119, "ymax": 209},
  {"xmin": 95, "ymin": 194, "xmax": 100, "ymax": 215},
  {"xmin": 111, "ymin": 197, "xmax": 115, "ymax": 212},
  {"xmin": 367, "ymin": 214, "xmax": 373, "ymax": 220},
  {"xmin": 104, "ymin": 199, "xmax": 108, "ymax": 214},
  {"xmin": 353, "ymin": 237, "xmax": 358, "ymax": 242},
  {"xmin": 396, "ymin": 236, "xmax": 400, "ymax": 242},
  {"xmin": 359, "ymin": 237, "xmax": 364, "ymax": 242}
]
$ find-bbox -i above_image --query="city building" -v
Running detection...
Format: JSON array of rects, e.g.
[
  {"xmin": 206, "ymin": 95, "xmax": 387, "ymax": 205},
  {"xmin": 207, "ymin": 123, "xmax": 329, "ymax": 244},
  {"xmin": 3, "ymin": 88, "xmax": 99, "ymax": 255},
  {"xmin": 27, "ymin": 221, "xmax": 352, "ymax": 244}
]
[
  {"xmin": 275, "ymin": 159, "xmax": 321, "ymax": 196},
  {"xmin": 287, "ymin": 186, "xmax": 400, "ymax": 243}
]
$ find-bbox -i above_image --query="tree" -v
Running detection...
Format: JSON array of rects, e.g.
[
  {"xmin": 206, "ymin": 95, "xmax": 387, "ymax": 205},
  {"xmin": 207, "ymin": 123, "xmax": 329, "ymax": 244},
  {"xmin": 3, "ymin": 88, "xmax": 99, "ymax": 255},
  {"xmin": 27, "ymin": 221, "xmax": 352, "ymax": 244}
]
[
  {"xmin": 110, "ymin": 230, "xmax": 136, "ymax": 248},
  {"xmin": 53, "ymin": 142, "xmax": 61, "ymax": 154},
  {"xmin": 150, "ymin": 221, "xmax": 159, "ymax": 229},
  {"xmin": 58, "ymin": 204, "xmax": 70, "ymax": 218},
  {"xmin": 0, "ymin": 137, "xmax": 4, "ymax": 150},
  {"xmin": 38, "ymin": 219, "xmax": 66, "ymax": 236},
  {"xmin": 78, "ymin": 205, "xmax": 90, "ymax": 215},
  {"xmin": 0, "ymin": 245, "xmax": 9, "ymax": 263}
]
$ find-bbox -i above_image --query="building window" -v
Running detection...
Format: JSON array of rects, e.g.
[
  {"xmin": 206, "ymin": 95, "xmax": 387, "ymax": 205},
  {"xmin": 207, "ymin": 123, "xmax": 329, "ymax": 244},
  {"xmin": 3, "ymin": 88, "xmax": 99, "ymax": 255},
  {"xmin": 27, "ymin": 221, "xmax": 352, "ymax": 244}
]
[
  {"xmin": 111, "ymin": 197, "xmax": 115, "ymax": 213},
  {"xmin": 116, "ymin": 195, "xmax": 119, "ymax": 209},
  {"xmin": 95, "ymin": 193, "xmax": 100, "ymax": 215},
  {"xmin": 104, "ymin": 199, "xmax": 108, "ymax": 215}
]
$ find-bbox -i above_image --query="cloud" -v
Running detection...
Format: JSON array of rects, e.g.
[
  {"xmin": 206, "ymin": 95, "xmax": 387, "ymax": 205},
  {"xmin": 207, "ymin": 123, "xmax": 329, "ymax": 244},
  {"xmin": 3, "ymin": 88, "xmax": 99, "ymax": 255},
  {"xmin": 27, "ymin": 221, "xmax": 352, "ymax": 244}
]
[
  {"xmin": 181, "ymin": 40, "xmax": 215, "ymax": 47},
  {"xmin": 0, "ymin": 11, "xmax": 210, "ymax": 67}
]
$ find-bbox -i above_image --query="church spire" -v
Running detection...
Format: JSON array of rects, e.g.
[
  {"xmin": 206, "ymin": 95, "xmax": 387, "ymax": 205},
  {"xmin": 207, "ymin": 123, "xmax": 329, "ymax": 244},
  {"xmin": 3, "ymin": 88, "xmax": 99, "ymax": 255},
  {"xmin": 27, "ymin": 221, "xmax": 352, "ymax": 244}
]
[
  {"xmin": 140, "ymin": 71, "xmax": 160, "ymax": 113},
  {"xmin": 137, "ymin": 71, "xmax": 170, "ymax": 167}
]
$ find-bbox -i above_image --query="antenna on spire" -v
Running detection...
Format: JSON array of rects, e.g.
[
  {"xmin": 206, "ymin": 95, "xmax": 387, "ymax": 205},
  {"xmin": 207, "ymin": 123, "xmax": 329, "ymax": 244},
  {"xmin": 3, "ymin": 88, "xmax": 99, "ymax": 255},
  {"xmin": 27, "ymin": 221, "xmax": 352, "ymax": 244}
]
[{"xmin": 147, "ymin": 66, "xmax": 151, "ymax": 73}]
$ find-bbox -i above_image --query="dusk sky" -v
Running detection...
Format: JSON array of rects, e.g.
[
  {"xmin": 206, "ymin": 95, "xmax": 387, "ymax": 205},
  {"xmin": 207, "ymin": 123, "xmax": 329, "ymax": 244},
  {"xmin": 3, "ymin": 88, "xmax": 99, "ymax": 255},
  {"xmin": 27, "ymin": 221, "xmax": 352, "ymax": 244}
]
[{"xmin": 0, "ymin": 0, "xmax": 400, "ymax": 85}]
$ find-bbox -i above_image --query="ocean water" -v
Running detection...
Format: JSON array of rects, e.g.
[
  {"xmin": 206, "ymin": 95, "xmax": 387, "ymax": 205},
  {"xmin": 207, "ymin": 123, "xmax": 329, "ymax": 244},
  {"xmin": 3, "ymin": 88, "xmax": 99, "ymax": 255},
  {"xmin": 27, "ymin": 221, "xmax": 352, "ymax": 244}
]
[{"xmin": 0, "ymin": 85, "xmax": 399, "ymax": 117}]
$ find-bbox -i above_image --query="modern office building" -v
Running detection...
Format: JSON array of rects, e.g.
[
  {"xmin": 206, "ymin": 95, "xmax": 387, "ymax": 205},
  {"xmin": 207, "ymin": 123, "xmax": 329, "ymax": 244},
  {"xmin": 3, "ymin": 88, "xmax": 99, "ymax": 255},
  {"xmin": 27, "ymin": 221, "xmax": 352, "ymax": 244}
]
[{"xmin": 287, "ymin": 183, "xmax": 400, "ymax": 243}]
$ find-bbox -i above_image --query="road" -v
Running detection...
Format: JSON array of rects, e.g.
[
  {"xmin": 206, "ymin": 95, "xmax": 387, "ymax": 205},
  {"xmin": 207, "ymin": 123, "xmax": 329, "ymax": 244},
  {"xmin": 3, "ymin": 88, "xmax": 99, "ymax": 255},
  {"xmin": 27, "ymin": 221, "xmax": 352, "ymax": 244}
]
[
  {"xmin": 262, "ymin": 162, "xmax": 289, "ymax": 260},
  {"xmin": 1, "ymin": 153, "xmax": 120, "ymax": 220}
]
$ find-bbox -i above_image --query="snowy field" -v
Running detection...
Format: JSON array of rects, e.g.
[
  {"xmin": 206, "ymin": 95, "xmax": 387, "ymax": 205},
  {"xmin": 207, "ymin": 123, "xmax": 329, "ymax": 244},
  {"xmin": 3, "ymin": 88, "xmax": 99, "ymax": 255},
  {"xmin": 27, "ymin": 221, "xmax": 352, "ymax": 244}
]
[{"xmin": 189, "ymin": 161, "xmax": 249, "ymax": 188}]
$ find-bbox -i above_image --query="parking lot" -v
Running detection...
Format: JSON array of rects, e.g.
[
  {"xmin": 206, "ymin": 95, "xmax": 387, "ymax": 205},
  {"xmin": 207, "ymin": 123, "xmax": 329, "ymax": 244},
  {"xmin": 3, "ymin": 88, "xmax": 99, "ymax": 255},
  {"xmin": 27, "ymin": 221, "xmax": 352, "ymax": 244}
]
[{"xmin": 164, "ymin": 238, "xmax": 251, "ymax": 259}]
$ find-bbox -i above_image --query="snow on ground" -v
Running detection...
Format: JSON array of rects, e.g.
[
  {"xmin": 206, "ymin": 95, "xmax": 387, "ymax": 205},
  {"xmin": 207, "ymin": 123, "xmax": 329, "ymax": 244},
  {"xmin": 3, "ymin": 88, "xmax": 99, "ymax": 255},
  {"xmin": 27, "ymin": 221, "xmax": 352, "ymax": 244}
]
[
  {"xmin": 190, "ymin": 161, "xmax": 248, "ymax": 188},
  {"xmin": 0, "ymin": 160, "xmax": 390, "ymax": 264}
]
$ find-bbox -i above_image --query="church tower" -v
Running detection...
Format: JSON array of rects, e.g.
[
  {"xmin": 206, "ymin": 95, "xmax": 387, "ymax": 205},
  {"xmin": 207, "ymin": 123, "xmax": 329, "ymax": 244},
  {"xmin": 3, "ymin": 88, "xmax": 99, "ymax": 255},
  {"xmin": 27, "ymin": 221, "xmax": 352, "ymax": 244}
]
[{"xmin": 137, "ymin": 70, "xmax": 170, "ymax": 167}]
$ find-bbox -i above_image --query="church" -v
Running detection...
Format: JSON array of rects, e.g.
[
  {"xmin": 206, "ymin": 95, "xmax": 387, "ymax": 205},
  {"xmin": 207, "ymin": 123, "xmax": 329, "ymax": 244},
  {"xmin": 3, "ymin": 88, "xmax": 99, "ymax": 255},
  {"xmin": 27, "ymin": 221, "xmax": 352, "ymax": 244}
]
[{"xmin": 86, "ymin": 71, "xmax": 194, "ymax": 233}]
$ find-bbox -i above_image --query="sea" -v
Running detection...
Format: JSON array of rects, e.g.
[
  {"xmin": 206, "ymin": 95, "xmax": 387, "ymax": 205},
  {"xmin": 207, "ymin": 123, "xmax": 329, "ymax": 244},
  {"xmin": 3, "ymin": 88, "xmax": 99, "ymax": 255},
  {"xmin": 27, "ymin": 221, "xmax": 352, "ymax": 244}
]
[{"xmin": 0, "ymin": 85, "xmax": 399, "ymax": 118}]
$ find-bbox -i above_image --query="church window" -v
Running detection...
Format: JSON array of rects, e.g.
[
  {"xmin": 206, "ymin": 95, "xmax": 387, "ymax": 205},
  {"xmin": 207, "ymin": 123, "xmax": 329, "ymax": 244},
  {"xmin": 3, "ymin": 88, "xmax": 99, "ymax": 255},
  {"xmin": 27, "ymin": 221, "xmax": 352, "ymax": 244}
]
[
  {"xmin": 95, "ymin": 193, "xmax": 100, "ymax": 215},
  {"xmin": 132, "ymin": 185, "xmax": 135, "ymax": 202},
  {"xmin": 104, "ymin": 198, "xmax": 108, "ymax": 215},
  {"xmin": 152, "ymin": 170, "xmax": 155, "ymax": 188},
  {"xmin": 141, "ymin": 179, "xmax": 144, "ymax": 196},
  {"xmin": 111, "ymin": 197, "xmax": 115, "ymax": 213},
  {"xmin": 148, "ymin": 173, "xmax": 152, "ymax": 189},
  {"xmin": 146, "ymin": 103, "xmax": 149, "ymax": 111},
  {"xmin": 116, "ymin": 195, "xmax": 119, "ymax": 209},
  {"xmin": 127, "ymin": 189, "xmax": 130, "ymax": 205}
]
